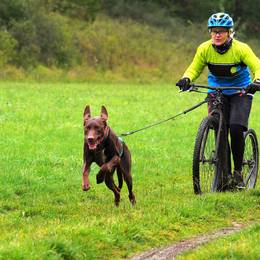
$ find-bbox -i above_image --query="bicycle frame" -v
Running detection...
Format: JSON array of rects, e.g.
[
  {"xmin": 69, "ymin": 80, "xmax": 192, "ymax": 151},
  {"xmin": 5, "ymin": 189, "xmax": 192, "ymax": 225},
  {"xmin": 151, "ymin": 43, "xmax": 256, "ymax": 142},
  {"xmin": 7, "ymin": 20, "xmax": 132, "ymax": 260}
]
[
  {"xmin": 190, "ymin": 84, "xmax": 247, "ymax": 191},
  {"xmin": 209, "ymin": 109, "xmax": 226, "ymax": 161},
  {"xmin": 208, "ymin": 94, "xmax": 232, "ymax": 189}
]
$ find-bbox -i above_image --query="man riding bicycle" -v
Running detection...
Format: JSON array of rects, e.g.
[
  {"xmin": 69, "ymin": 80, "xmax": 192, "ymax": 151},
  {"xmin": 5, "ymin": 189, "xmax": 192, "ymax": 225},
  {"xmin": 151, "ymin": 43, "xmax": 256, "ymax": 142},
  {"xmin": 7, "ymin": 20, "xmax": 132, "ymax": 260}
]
[{"xmin": 176, "ymin": 12, "xmax": 260, "ymax": 188}]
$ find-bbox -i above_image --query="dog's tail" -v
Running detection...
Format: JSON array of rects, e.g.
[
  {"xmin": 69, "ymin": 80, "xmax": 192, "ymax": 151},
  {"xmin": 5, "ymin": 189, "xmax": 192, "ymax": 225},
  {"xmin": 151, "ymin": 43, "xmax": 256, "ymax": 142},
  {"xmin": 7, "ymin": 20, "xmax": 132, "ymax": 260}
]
[{"xmin": 117, "ymin": 169, "xmax": 123, "ymax": 190}]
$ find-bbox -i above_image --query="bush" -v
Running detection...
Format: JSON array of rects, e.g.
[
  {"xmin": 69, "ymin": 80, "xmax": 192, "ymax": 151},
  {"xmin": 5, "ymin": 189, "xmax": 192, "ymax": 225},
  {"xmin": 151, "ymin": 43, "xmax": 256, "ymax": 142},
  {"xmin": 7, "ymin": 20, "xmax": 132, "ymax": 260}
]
[
  {"xmin": 34, "ymin": 13, "xmax": 77, "ymax": 67},
  {"xmin": 10, "ymin": 19, "xmax": 40, "ymax": 68},
  {"xmin": 0, "ymin": 65, "xmax": 25, "ymax": 80},
  {"xmin": 29, "ymin": 65, "xmax": 64, "ymax": 81},
  {"xmin": 74, "ymin": 16, "xmax": 209, "ymax": 83},
  {"xmin": 0, "ymin": 29, "xmax": 17, "ymax": 67},
  {"xmin": 47, "ymin": 0, "xmax": 102, "ymax": 21}
]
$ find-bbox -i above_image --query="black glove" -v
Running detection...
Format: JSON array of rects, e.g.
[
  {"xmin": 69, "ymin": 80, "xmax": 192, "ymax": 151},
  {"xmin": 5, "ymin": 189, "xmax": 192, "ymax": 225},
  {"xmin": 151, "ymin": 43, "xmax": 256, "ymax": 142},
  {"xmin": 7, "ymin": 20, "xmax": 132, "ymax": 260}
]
[
  {"xmin": 246, "ymin": 79, "xmax": 260, "ymax": 94},
  {"xmin": 176, "ymin": 77, "xmax": 191, "ymax": 91}
]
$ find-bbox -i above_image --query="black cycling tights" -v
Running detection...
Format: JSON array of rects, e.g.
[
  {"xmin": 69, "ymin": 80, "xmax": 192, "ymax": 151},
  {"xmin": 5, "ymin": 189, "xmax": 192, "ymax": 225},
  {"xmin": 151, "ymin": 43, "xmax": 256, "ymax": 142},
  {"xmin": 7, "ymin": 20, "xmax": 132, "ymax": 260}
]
[{"xmin": 230, "ymin": 124, "xmax": 245, "ymax": 171}]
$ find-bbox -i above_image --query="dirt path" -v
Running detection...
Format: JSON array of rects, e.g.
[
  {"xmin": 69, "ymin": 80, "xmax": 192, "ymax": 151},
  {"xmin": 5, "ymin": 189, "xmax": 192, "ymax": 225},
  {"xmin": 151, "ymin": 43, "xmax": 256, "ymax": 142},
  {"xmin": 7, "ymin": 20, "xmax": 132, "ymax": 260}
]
[{"xmin": 128, "ymin": 222, "xmax": 246, "ymax": 260}]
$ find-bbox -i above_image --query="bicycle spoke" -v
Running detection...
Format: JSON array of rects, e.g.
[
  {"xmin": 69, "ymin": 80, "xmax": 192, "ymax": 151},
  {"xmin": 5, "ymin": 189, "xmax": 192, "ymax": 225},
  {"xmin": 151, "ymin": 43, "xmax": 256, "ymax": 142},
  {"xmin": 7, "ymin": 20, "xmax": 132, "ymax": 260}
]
[
  {"xmin": 193, "ymin": 116, "xmax": 219, "ymax": 194},
  {"xmin": 242, "ymin": 130, "xmax": 259, "ymax": 189}
]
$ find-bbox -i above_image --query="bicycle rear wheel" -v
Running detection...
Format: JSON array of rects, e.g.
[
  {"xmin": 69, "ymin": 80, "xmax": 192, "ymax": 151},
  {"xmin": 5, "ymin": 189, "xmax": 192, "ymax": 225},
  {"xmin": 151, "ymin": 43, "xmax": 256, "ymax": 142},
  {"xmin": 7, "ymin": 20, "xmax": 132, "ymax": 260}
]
[
  {"xmin": 242, "ymin": 129, "xmax": 259, "ymax": 189},
  {"xmin": 193, "ymin": 116, "xmax": 221, "ymax": 194}
]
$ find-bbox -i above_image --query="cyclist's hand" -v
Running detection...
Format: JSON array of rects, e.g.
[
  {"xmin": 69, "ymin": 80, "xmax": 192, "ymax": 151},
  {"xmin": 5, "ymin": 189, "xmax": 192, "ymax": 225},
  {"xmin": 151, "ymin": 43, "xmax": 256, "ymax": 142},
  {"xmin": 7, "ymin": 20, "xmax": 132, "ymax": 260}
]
[
  {"xmin": 246, "ymin": 79, "xmax": 260, "ymax": 94},
  {"xmin": 176, "ymin": 77, "xmax": 191, "ymax": 91}
]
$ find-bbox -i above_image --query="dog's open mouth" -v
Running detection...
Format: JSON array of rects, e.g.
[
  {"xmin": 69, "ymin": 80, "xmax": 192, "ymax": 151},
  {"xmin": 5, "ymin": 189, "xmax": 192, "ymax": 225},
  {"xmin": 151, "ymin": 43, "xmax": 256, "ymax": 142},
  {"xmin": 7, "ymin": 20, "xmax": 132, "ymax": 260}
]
[
  {"xmin": 88, "ymin": 143, "xmax": 97, "ymax": 150},
  {"xmin": 87, "ymin": 140, "xmax": 97, "ymax": 150},
  {"xmin": 87, "ymin": 136, "xmax": 103, "ymax": 150}
]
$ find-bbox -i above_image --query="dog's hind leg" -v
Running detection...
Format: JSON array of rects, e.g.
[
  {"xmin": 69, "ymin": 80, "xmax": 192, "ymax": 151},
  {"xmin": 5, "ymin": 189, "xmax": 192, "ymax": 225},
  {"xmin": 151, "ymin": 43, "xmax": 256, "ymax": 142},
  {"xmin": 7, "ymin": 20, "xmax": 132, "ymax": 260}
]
[
  {"xmin": 121, "ymin": 170, "xmax": 136, "ymax": 205},
  {"xmin": 105, "ymin": 173, "xmax": 121, "ymax": 206},
  {"xmin": 126, "ymin": 177, "xmax": 136, "ymax": 205},
  {"xmin": 116, "ymin": 167, "xmax": 123, "ymax": 190},
  {"xmin": 120, "ymin": 155, "xmax": 136, "ymax": 205},
  {"xmin": 122, "ymin": 167, "xmax": 136, "ymax": 205}
]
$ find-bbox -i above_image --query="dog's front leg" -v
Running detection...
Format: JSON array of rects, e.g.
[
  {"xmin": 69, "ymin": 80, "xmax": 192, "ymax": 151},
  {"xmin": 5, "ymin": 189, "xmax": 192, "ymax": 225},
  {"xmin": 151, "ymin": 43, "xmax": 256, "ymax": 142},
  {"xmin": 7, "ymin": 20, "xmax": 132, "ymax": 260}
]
[
  {"xmin": 82, "ymin": 163, "xmax": 91, "ymax": 191},
  {"xmin": 96, "ymin": 155, "xmax": 120, "ymax": 184}
]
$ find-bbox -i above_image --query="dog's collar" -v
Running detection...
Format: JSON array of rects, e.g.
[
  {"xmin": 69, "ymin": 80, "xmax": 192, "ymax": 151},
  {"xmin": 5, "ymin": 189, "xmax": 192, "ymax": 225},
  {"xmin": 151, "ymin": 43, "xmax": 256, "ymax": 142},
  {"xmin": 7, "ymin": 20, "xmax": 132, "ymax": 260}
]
[
  {"xmin": 100, "ymin": 126, "xmax": 109, "ymax": 144},
  {"xmin": 102, "ymin": 129, "xmax": 124, "ymax": 157},
  {"xmin": 97, "ymin": 127, "xmax": 124, "ymax": 157}
]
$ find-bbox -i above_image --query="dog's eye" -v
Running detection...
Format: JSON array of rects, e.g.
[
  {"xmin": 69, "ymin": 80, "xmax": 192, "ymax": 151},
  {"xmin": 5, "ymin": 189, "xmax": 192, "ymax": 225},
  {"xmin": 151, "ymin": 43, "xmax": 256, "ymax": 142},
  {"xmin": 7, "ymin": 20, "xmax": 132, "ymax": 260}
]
[{"xmin": 94, "ymin": 125, "xmax": 101, "ymax": 131}]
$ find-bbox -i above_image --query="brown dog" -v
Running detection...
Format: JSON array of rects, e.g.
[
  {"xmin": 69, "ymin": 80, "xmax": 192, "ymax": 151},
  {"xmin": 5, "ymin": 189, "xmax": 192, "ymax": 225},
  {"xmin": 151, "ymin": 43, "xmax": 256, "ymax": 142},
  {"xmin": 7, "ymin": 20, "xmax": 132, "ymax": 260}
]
[{"xmin": 82, "ymin": 105, "xmax": 136, "ymax": 206}]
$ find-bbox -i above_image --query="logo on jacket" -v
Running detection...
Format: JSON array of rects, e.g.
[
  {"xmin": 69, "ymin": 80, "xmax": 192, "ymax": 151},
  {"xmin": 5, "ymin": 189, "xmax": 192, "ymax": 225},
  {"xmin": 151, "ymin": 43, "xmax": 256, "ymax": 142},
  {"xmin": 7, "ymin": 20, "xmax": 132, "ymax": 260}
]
[{"xmin": 230, "ymin": 66, "xmax": 238, "ymax": 74}]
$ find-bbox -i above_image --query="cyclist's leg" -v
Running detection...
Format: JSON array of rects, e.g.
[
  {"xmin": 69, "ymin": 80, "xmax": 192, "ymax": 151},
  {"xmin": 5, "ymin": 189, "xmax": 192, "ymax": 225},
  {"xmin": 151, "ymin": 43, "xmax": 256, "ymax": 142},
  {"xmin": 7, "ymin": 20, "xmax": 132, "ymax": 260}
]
[
  {"xmin": 229, "ymin": 94, "xmax": 253, "ymax": 129},
  {"xmin": 229, "ymin": 94, "xmax": 253, "ymax": 187},
  {"xmin": 230, "ymin": 124, "xmax": 245, "ymax": 187},
  {"xmin": 230, "ymin": 124, "xmax": 245, "ymax": 171}
]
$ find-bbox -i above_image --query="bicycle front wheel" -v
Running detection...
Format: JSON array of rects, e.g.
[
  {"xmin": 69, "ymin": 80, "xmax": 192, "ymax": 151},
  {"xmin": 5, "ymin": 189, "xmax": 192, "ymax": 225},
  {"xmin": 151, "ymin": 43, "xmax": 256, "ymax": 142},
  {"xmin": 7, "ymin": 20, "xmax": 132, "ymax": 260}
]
[
  {"xmin": 193, "ymin": 116, "xmax": 221, "ymax": 194},
  {"xmin": 242, "ymin": 129, "xmax": 259, "ymax": 189}
]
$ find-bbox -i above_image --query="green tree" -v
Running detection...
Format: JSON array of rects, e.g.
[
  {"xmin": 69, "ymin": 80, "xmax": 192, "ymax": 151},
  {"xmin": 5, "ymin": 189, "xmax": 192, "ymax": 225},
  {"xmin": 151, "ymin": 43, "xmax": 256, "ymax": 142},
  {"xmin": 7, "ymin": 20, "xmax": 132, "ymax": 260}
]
[
  {"xmin": 0, "ymin": 0, "xmax": 79, "ymax": 67},
  {"xmin": 231, "ymin": 0, "xmax": 260, "ymax": 35},
  {"xmin": 0, "ymin": 0, "xmax": 27, "ymax": 27},
  {"xmin": 46, "ymin": 0, "xmax": 102, "ymax": 21},
  {"xmin": 0, "ymin": 30, "xmax": 17, "ymax": 67}
]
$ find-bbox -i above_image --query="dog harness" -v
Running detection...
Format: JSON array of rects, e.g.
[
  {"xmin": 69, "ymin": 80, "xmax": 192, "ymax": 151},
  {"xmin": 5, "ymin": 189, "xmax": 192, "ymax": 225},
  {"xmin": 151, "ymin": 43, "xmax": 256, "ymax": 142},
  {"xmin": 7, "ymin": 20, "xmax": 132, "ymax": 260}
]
[
  {"xmin": 118, "ymin": 137, "xmax": 124, "ymax": 157},
  {"xmin": 103, "ymin": 127, "xmax": 124, "ymax": 157}
]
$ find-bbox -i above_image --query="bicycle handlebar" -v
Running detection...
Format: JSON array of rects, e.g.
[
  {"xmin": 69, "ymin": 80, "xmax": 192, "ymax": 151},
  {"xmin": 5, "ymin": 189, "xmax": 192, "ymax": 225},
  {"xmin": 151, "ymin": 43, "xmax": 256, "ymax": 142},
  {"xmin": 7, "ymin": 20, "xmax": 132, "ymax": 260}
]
[
  {"xmin": 189, "ymin": 82, "xmax": 260, "ymax": 91},
  {"xmin": 189, "ymin": 84, "xmax": 247, "ymax": 91}
]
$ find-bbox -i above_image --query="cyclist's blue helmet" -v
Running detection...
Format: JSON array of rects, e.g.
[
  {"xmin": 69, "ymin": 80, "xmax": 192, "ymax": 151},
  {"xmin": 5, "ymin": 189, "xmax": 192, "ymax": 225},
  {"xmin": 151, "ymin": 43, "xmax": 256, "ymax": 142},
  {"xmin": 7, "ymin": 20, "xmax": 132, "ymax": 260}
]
[{"xmin": 208, "ymin": 12, "xmax": 234, "ymax": 28}]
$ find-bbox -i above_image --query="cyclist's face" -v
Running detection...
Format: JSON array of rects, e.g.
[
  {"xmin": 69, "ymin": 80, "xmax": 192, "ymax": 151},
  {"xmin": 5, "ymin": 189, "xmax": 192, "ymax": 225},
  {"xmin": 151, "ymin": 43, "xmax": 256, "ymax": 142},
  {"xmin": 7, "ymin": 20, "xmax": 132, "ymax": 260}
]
[{"xmin": 210, "ymin": 27, "xmax": 229, "ymax": 46}]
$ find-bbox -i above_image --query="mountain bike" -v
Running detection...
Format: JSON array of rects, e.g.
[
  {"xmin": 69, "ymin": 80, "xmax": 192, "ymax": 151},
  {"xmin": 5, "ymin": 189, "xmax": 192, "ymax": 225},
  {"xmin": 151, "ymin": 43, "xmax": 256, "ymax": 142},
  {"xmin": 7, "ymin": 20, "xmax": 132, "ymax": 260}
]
[{"xmin": 189, "ymin": 84, "xmax": 259, "ymax": 194}]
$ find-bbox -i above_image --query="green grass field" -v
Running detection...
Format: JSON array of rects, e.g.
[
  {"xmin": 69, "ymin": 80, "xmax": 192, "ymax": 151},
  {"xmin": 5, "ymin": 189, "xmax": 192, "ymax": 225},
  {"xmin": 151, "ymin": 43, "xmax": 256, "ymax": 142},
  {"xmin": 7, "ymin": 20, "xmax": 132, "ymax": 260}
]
[
  {"xmin": 177, "ymin": 223, "xmax": 260, "ymax": 260},
  {"xmin": 0, "ymin": 82, "xmax": 259, "ymax": 259}
]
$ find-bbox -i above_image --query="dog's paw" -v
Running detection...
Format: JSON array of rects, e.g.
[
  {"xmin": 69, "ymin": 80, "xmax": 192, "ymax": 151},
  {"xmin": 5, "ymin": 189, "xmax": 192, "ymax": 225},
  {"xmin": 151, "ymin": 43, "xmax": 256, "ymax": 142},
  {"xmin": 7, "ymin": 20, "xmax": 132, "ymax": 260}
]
[
  {"xmin": 82, "ymin": 185, "xmax": 90, "ymax": 191},
  {"xmin": 129, "ymin": 194, "xmax": 136, "ymax": 206},
  {"xmin": 96, "ymin": 173, "xmax": 105, "ymax": 184}
]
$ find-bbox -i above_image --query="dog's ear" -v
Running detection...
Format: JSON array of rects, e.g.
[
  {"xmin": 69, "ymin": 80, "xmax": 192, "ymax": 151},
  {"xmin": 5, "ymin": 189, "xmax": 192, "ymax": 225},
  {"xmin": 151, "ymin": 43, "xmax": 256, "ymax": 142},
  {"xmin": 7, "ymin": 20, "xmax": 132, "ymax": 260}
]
[
  {"xmin": 100, "ymin": 106, "xmax": 108, "ymax": 121},
  {"xmin": 83, "ymin": 105, "xmax": 91, "ymax": 121}
]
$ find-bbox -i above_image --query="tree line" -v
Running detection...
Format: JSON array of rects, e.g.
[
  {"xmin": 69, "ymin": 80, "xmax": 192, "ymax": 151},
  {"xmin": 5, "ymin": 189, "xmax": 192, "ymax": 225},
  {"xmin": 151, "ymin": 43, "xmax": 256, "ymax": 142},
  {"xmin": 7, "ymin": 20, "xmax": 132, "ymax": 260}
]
[
  {"xmin": 103, "ymin": 0, "xmax": 260, "ymax": 36},
  {"xmin": 0, "ymin": 0, "xmax": 259, "ymax": 72}
]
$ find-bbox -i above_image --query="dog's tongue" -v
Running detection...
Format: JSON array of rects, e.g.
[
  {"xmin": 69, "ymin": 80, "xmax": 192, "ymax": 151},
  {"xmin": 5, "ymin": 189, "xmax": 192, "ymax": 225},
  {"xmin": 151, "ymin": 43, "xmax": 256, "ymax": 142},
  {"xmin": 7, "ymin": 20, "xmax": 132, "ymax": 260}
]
[{"xmin": 88, "ymin": 143, "xmax": 97, "ymax": 150}]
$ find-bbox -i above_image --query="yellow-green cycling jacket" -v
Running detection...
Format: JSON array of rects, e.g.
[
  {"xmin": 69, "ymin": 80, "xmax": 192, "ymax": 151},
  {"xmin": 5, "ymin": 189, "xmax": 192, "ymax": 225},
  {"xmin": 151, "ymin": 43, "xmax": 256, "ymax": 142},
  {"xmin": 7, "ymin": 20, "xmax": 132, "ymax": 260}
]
[{"xmin": 183, "ymin": 38, "xmax": 260, "ymax": 95}]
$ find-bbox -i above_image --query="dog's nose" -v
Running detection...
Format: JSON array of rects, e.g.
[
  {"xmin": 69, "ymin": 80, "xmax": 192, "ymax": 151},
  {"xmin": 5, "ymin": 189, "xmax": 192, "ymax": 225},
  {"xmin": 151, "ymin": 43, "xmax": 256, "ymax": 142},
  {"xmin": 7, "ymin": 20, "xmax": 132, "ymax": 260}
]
[{"xmin": 87, "ymin": 137, "xmax": 95, "ymax": 144}]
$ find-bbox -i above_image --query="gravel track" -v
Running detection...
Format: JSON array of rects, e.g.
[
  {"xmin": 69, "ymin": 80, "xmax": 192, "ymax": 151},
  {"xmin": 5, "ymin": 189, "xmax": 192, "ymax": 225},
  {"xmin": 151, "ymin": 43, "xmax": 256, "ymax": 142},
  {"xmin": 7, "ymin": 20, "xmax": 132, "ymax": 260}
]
[{"xmin": 128, "ymin": 222, "xmax": 247, "ymax": 260}]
